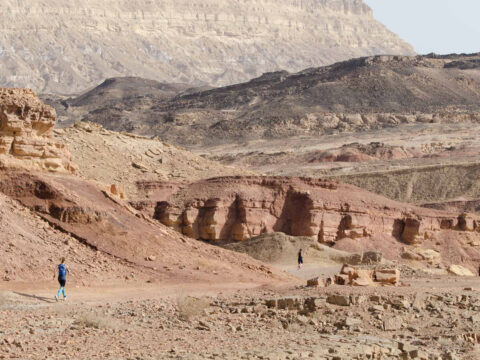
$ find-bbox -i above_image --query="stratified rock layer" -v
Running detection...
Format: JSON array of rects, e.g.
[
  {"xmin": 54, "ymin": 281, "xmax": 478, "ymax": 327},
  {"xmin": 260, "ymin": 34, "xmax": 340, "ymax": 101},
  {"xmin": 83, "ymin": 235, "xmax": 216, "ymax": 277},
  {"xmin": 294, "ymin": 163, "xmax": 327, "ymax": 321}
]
[
  {"xmin": 0, "ymin": 88, "xmax": 75, "ymax": 173},
  {"xmin": 0, "ymin": 0, "xmax": 413, "ymax": 93},
  {"xmin": 153, "ymin": 177, "xmax": 480, "ymax": 243}
]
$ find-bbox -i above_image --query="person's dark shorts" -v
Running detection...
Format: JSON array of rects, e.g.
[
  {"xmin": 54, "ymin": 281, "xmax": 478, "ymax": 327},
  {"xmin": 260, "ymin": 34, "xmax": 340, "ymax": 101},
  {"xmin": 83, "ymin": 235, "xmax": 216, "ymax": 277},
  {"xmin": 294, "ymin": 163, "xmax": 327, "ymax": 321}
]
[
  {"xmin": 58, "ymin": 277, "xmax": 66, "ymax": 287},
  {"xmin": 298, "ymin": 258, "xmax": 303, "ymax": 264}
]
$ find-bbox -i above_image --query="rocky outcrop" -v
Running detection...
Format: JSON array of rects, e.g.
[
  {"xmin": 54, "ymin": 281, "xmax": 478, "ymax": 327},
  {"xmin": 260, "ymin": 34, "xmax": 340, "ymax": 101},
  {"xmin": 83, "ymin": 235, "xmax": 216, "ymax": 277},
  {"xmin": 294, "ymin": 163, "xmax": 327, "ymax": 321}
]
[
  {"xmin": 332, "ymin": 265, "xmax": 400, "ymax": 287},
  {"xmin": 0, "ymin": 88, "xmax": 75, "ymax": 173},
  {"xmin": 153, "ymin": 176, "xmax": 480, "ymax": 243},
  {"xmin": 0, "ymin": 0, "xmax": 413, "ymax": 93}
]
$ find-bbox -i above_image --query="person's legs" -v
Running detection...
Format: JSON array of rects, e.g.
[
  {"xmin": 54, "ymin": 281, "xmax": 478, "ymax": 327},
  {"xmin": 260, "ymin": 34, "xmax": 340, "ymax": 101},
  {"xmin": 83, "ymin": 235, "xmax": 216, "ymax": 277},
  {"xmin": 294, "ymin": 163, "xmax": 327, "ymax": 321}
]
[
  {"xmin": 57, "ymin": 278, "xmax": 67, "ymax": 300},
  {"xmin": 56, "ymin": 287, "xmax": 63, "ymax": 300}
]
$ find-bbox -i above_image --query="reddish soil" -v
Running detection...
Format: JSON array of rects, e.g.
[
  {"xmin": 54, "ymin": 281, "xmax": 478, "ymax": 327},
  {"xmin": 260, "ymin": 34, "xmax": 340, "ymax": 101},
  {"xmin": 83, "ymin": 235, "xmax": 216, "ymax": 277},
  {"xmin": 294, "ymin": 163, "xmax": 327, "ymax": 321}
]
[{"xmin": 0, "ymin": 170, "xmax": 291, "ymax": 286}]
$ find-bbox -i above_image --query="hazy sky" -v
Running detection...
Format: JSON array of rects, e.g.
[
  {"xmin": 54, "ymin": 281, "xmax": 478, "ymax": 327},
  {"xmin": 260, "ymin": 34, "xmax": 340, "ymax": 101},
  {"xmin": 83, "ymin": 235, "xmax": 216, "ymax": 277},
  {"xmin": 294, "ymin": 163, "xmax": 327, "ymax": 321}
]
[{"xmin": 364, "ymin": 0, "xmax": 480, "ymax": 55}]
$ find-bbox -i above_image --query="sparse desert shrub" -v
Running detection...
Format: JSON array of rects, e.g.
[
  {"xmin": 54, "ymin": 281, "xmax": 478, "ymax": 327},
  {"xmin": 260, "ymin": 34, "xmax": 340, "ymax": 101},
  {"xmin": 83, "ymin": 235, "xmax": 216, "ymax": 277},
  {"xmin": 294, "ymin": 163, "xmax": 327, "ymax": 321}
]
[
  {"xmin": 72, "ymin": 312, "xmax": 120, "ymax": 330},
  {"xmin": 196, "ymin": 258, "xmax": 216, "ymax": 270},
  {"xmin": 196, "ymin": 258, "xmax": 231, "ymax": 272},
  {"xmin": 177, "ymin": 295, "xmax": 210, "ymax": 321}
]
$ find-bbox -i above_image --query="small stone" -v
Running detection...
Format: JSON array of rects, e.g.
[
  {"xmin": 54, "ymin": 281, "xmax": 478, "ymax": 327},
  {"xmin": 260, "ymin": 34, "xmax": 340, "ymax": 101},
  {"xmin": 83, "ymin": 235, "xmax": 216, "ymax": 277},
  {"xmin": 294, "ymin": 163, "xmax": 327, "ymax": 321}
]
[
  {"xmin": 384, "ymin": 316, "xmax": 404, "ymax": 331},
  {"xmin": 327, "ymin": 295, "xmax": 350, "ymax": 306}
]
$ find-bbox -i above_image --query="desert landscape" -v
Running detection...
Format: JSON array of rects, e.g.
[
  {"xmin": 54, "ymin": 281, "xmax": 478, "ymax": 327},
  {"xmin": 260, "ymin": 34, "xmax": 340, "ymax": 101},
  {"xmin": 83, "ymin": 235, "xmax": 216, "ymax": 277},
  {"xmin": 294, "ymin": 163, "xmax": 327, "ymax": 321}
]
[{"xmin": 1, "ymin": 1, "xmax": 480, "ymax": 359}]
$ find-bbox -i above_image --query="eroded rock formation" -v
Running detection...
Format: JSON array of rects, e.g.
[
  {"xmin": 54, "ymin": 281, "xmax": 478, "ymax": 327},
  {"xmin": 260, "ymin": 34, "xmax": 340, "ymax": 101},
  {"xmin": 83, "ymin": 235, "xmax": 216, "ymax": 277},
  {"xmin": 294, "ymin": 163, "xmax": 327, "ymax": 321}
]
[
  {"xmin": 0, "ymin": 169, "xmax": 284, "ymax": 284},
  {"xmin": 154, "ymin": 177, "xmax": 480, "ymax": 243},
  {"xmin": 0, "ymin": 88, "xmax": 75, "ymax": 173}
]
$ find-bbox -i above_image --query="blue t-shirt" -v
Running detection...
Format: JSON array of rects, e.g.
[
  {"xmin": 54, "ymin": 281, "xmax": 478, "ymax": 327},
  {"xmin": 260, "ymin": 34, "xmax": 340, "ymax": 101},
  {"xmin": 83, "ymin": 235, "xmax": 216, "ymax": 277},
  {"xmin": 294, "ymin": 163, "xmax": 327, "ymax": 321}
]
[{"xmin": 58, "ymin": 264, "xmax": 68, "ymax": 279}]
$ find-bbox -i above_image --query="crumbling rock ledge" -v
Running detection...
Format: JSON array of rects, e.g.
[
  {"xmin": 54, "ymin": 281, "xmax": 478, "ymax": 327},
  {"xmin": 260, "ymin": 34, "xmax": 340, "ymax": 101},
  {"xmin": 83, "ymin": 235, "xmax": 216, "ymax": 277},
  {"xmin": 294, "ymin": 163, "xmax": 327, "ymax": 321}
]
[
  {"xmin": 153, "ymin": 176, "xmax": 480, "ymax": 243},
  {"xmin": 0, "ymin": 88, "xmax": 76, "ymax": 173}
]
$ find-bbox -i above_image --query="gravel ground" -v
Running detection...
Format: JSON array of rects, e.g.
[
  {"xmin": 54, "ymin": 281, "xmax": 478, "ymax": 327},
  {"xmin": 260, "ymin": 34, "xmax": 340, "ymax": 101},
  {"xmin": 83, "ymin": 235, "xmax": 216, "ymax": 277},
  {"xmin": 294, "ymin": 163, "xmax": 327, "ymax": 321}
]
[{"xmin": 2, "ymin": 274, "xmax": 480, "ymax": 360}]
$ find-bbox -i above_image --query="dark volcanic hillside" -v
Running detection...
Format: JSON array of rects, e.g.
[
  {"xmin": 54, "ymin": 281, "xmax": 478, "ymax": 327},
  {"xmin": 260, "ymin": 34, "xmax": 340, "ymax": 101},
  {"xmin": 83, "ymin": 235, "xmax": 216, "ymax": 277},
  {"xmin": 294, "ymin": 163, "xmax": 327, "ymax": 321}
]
[
  {"xmin": 42, "ymin": 77, "xmax": 204, "ymax": 127},
  {"xmin": 52, "ymin": 54, "xmax": 480, "ymax": 146}
]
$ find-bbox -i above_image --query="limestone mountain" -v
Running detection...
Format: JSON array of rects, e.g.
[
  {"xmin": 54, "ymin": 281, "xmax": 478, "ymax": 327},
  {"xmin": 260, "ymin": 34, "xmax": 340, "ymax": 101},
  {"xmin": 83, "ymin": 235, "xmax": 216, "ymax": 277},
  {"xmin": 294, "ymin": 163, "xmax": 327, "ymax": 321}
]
[{"xmin": 0, "ymin": 0, "xmax": 413, "ymax": 93}]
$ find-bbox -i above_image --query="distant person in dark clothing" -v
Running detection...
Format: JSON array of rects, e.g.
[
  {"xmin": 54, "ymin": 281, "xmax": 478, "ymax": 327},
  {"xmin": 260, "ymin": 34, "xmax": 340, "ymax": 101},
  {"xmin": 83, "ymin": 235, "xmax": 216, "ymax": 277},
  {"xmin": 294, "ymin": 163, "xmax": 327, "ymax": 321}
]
[
  {"xmin": 53, "ymin": 257, "xmax": 69, "ymax": 301},
  {"xmin": 297, "ymin": 249, "xmax": 303, "ymax": 270},
  {"xmin": 478, "ymin": 265, "xmax": 480, "ymax": 277}
]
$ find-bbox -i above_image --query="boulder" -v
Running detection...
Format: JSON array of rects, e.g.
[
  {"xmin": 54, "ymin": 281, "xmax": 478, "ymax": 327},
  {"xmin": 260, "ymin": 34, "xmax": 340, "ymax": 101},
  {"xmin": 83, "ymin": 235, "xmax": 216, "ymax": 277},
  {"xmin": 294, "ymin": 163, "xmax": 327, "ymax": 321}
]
[
  {"xmin": 110, "ymin": 184, "xmax": 126, "ymax": 199},
  {"xmin": 340, "ymin": 264, "xmax": 356, "ymax": 275},
  {"xmin": 327, "ymin": 295, "xmax": 350, "ymax": 306},
  {"xmin": 401, "ymin": 249, "xmax": 423, "ymax": 261},
  {"xmin": 336, "ymin": 265, "xmax": 376, "ymax": 286},
  {"xmin": 447, "ymin": 265, "xmax": 475, "ymax": 277},
  {"xmin": 374, "ymin": 269, "xmax": 400, "ymax": 286},
  {"xmin": 383, "ymin": 316, "xmax": 404, "ymax": 331},
  {"xmin": 306, "ymin": 277, "xmax": 320, "ymax": 287},
  {"xmin": 350, "ymin": 270, "xmax": 375, "ymax": 287},
  {"xmin": 402, "ymin": 247, "xmax": 441, "ymax": 264},
  {"xmin": 361, "ymin": 251, "xmax": 383, "ymax": 264},
  {"xmin": 277, "ymin": 296, "xmax": 302, "ymax": 310},
  {"xmin": 334, "ymin": 274, "xmax": 349, "ymax": 285}
]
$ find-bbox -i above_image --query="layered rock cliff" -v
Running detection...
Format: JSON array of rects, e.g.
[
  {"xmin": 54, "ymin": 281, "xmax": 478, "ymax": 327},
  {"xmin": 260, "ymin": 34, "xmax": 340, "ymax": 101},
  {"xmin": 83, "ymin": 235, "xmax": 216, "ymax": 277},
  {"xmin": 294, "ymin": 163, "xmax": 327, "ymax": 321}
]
[
  {"xmin": 0, "ymin": 88, "xmax": 75, "ymax": 173},
  {"xmin": 153, "ymin": 177, "xmax": 480, "ymax": 244},
  {"xmin": 0, "ymin": 0, "xmax": 413, "ymax": 93}
]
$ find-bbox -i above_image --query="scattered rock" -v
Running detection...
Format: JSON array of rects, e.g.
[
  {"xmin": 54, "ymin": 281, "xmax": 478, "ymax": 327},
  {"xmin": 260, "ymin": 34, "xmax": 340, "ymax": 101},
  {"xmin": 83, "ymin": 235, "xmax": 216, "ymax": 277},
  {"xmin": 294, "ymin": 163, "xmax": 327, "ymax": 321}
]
[
  {"xmin": 375, "ymin": 269, "xmax": 400, "ymax": 286},
  {"xmin": 306, "ymin": 277, "xmax": 320, "ymax": 287},
  {"xmin": 448, "ymin": 264, "xmax": 475, "ymax": 277},
  {"xmin": 327, "ymin": 295, "xmax": 350, "ymax": 307}
]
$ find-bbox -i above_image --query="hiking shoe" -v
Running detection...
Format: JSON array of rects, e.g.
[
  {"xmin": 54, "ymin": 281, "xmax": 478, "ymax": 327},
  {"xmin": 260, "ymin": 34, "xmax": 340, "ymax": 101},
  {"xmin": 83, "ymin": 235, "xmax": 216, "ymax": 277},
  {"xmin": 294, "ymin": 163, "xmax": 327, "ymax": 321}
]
[
  {"xmin": 55, "ymin": 295, "xmax": 58, "ymax": 302},
  {"xmin": 63, "ymin": 296, "xmax": 67, "ymax": 301}
]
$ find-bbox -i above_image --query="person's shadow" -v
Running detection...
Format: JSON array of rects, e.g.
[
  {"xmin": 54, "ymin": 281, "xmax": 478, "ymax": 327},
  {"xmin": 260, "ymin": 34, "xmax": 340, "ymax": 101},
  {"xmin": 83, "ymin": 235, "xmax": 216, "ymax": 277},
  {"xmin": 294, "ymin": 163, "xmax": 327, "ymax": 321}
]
[{"xmin": 13, "ymin": 292, "xmax": 56, "ymax": 303}]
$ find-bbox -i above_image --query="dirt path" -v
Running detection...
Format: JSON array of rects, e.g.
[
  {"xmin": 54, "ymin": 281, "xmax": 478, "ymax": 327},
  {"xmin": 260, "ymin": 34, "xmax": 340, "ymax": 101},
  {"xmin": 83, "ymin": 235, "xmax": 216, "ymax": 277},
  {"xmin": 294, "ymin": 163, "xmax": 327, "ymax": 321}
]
[
  {"xmin": 2, "ymin": 274, "xmax": 480, "ymax": 359},
  {"xmin": 0, "ymin": 279, "xmax": 280, "ymax": 306},
  {"xmin": 280, "ymin": 264, "xmax": 343, "ymax": 280}
]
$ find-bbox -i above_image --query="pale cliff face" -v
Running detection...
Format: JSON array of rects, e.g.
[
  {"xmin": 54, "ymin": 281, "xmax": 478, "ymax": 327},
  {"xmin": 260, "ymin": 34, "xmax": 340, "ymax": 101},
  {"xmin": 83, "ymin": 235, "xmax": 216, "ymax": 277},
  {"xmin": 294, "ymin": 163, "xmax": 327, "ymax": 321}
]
[{"xmin": 0, "ymin": 0, "xmax": 413, "ymax": 93}]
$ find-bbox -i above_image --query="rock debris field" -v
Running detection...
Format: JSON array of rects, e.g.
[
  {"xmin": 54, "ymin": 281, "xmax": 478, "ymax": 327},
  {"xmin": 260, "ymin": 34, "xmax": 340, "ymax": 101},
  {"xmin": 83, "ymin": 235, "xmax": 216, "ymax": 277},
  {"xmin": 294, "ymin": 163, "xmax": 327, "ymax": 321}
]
[{"xmin": 2, "ymin": 274, "xmax": 480, "ymax": 360}]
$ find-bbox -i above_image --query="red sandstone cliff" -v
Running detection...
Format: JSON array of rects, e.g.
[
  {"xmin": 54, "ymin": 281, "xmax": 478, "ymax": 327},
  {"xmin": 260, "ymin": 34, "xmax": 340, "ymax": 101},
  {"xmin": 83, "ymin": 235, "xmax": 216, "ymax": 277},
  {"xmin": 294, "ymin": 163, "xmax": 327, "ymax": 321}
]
[{"xmin": 153, "ymin": 177, "xmax": 480, "ymax": 244}]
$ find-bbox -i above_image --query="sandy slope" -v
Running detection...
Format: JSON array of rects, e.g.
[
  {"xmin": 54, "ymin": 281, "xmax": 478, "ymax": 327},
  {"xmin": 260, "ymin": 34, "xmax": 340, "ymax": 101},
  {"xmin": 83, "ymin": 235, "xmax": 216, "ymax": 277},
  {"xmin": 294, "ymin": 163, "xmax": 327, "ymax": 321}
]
[{"xmin": 54, "ymin": 122, "xmax": 253, "ymax": 199}]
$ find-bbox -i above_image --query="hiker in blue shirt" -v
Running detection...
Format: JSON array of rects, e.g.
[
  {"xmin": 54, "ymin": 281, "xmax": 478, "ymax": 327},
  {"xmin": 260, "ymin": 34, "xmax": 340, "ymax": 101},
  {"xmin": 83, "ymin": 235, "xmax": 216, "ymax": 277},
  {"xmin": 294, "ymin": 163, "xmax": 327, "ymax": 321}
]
[{"xmin": 53, "ymin": 257, "xmax": 70, "ymax": 301}]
